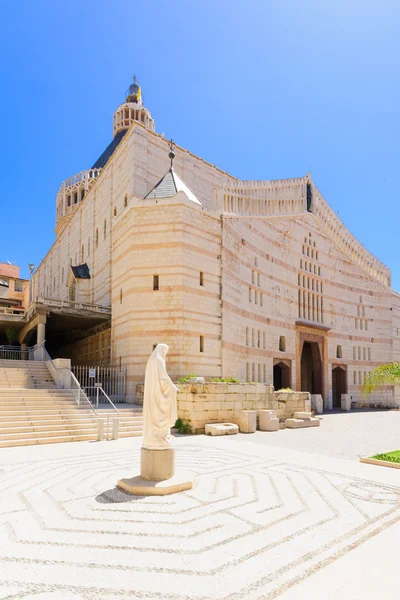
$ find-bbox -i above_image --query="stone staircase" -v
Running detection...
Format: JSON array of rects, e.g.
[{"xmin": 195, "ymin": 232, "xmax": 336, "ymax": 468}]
[{"xmin": 0, "ymin": 360, "xmax": 143, "ymax": 448}]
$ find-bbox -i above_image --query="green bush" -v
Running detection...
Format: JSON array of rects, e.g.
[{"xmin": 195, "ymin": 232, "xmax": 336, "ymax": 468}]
[
  {"xmin": 177, "ymin": 373, "xmax": 196, "ymax": 384},
  {"xmin": 174, "ymin": 418, "xmax": 192, "ymax": 434},
  {"xmin": 210, "ymin": 377, "xmax": 240, "ymax": 383}
]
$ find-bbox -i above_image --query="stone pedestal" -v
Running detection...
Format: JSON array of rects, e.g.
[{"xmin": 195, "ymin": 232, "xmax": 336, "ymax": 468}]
[
  {"xmin": 341, "ymin": 394, "xmax": 351, "ymax": 411},
  {"xmin": 239, "ymin": 410, "xmax": 257, "ymax": 433},
  {"xmin": 117, "ymin": 446, "xmax": 194, "ymax": 496},
  {"xmin": 258, "ymin": 410, "xmax": 279, "ymax": 431},
  {"xmin": 311, "ymin": 394, "xmax": 323, "ymax": 414},
  {"xmin": 141, "ymin": 447, "xmax": 175, "ymax": 481}
]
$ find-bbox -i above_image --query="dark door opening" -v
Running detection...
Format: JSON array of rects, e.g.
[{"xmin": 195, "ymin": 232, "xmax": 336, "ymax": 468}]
[
  {"xmin": 332, "ymin": 366, "xmax": 347, "ymax": 409},
  {"xmin": 273, "ymin": 361, "xmax": 290, "ymax": 390},
  {"xmin": 300, "ymin": 341, "xmax": 322, "ymax": 394}
]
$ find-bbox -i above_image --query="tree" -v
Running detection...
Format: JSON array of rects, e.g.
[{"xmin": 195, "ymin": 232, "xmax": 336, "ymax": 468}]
[
  {"xmin": 5, "ymin": 327, "xmax": 17, "ymax": 346},
  {"xmin": 362, "ymin": 364, "xmax": 400, "ymax": 395}
]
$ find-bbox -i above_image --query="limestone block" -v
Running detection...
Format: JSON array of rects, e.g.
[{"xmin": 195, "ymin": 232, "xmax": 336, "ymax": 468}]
[
  {"xmin": 239, "ymin": 410, "xmax": 257, "ymax": 433},
  {"xmin": 285, "ymin": 418, "xmax": 320, "ymax": 429},
  {"xmin": 311, "ymin": 394, "xmax": 323, "ymax": 414},
  {"xmin": 341, "ymin": 394, "xmax": 351, "ymax": 411},
  {"xmin": 258, "ymin": 409, "xmax": 277, "ymax": 431},
  {"xmin": 260, "ymin": 417, "xmax": 279, "ymax": 432},
  {"xmin": 293, "ymin": 411, "xmax": 313, "ymax": 420},
  {"xmin": 205, "ymin": 423, "xmax": 239, "ymax": 436}
]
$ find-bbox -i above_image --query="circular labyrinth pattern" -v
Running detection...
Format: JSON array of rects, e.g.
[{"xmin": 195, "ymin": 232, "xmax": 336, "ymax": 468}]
[{"xmin": 0, "ymin": 445, "xmax": 400, "ymax": 599}]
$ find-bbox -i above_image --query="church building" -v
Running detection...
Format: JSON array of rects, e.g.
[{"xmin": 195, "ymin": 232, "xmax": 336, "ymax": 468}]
[{"xmin": 24, "ymin": 80, "xmax": 400, "ymax": 408}]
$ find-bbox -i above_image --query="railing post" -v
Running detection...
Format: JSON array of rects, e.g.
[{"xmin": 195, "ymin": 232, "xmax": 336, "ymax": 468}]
[
  {"xmin": 112, "ymin": 418, "xmax": 119, "ymax": 440},
  {"xmin": 77, "ymin": 388, "xmax": 81, "ymax": 406},
  {"xmin": 97, "ymin": 419, "xmax": 105, "ymax": 441}
]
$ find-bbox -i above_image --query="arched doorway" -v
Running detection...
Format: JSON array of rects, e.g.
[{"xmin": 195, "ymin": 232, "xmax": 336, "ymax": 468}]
[
  {"xmin": 332, "ymin": 366, "xmax": 347, "ymax": 409},
  {"xmin": 300, "ymin": 341, "xmax": 322, "ymax": 394},
  {"xmin": 273, "ymin": 361, "xmax": 291, "ymax": 390}
]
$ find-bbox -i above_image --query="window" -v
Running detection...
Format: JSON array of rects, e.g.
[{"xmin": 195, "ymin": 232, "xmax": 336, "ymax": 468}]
[
  {"xmin": 200, "ymin": 271, "xmax": 204, "ymax": 286},
  {"xmin": 120, "ymin": 289, "xmax": 123, "ymax": 304},
  {"xmin": 353, "ymin": 346, "xmax": 356, "ymax": 360},
  {"xmin": 353, "ymin": 371, "xmax": 357, "ymax": 384},
  {"xmin": 263, "ymin": 331, "xmax": 266, "ymax": 349},
  {"xmin": 279, "ymin": 336, "xmax": 286, "ymax": 352},
  {"xmin": 114, "ymin": 207, "xmax": 117, "ymax": 217},
  {"xmin": 124, "ymin": 194, "xmax": 128, "ymax": 208},
  {"xmin": 81, "ymin": 244, "xmax": 84, "ymax": 262},
  {"xmin": 368, "ymin": 348, "xmax": 371, "ymax": 361},
  {"xmin": 95, "ymin": 228, "xmax": 99, "ymax": 248},
  {"xmin": 246, "ymin": 362, "xmax": 250, "ymax": 381},
  {"xmin": 246, "ymin": 327, "xmax": 249, "ymax": 346},
  {"xmin": 249, "ymin": 288, "xmax": 252, "ymax": 302},
  {"xmin": 14, "ymin": 281, "xmax": 23, "ymax": 292},
  {"xmin": 153, "ymin": 275, "xmax": 159, "ymax": 291},
  {"xmin": 200, "ymin": 336, "xmax": 204, "ymax": 353},
  {"xmin": 104, "ymin": 219, "xmax": 107, "ymax": 239},
  {"xmin": 336, "ymin": 345, "xmax": 342, "ymax": 359}
]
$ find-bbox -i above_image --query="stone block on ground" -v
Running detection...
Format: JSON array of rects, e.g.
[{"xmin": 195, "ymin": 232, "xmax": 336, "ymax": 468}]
[
  {"xmin": 286, "ymin": 418, "xmax": 320, "ymax": 429},
  {"xmin": 341, "ymin": 394, "xmax": 351, "ymax": 411},
  {"xmin": 260, "ymin": 417, "xmax": 279, "ymax": 432},
  {"xmin": 294, "ymin": 411, "xmax": 313, "ymax": 420},
  {"xmin": 258, "ymin": 409, "xmax": 278, "ymax": 431},
  {"xmin": 311, "ymin": 394, "xmax": 323, "ymax": 414},
  {"xmin": 239, "ymin": 410, "xmax": 257, "ymax": 433},
  {"xmin": 205, "ymin": 423, "xmax": 239, "ymax": 436}
]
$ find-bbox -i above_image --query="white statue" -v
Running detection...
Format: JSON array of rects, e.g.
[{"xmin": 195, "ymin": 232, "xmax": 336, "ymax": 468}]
[{"xmin": 142, "ymin": 344, "xmax": 178, "ymax": 450}]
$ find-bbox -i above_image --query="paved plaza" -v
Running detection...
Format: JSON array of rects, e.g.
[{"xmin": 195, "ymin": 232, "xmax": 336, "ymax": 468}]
[{"xmin": 0, "ymin": 412, "xmax": 399, "ymax": 599}]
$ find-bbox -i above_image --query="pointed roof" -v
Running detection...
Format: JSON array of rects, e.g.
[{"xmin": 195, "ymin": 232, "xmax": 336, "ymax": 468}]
[{"xmin": 144, "ymin": 168, "xmax": 202, "ymax": 205}]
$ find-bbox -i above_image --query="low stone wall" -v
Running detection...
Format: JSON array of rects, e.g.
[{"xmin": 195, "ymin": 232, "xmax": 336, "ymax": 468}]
[
  {"xmin": 351, "ymin": 386, "xmax": 400, "ymax": 410},
  {"xmin": 136, "ymin": 382, "xmax": 310, "ymax": 433}
]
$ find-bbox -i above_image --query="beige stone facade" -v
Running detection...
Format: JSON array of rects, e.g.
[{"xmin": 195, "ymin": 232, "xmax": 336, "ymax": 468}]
[{"xmin": 25, "ymin": 81, "xmax": 399, "ymax": 408}]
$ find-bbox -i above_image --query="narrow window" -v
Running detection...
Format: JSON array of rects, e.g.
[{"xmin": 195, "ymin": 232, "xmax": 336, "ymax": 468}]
[
  {"xmin": 365, "ymin": 320, "xmax": 368, "ymax": 331},
  {"xmin": 260, "ymin": 293, "xmax": 263, "ymax": 307},
  {"xmin": 358, "ymin": 371, "xmax": 362, "ymax": 385},
  {"xmin": 249, "ymin": 287, "xmax": 252, "ymax": 302},
  {"xmin": 353, "ymin": 371, "xmax": 357, "ymax": 384},
  {"xmin": 81, "ymin": 244, "xmax": 84, "ymax": 262},
  {"xmin": 252, "ymin": 329, "xmax": 255, "ymax": 347},
  {"xmin": 257, "ymin": 272, "xmax": 260, "ymax": 287},
  {"xmin": 120, "ymin": 289, "xmax": 123, "ymax": 304},
  {"xmin": 258, "ymin": 364, "xmax": 261, "ymax": 382},
  {"xmin": 263, "ymin": 331, "xmax": 266, "ymax": 349},
  {"xmin": 336, "ymin": 345, "xmax": 342, "ymax": 359},
  {"xmin": 246, "ymin": 327, "xmax": 249, "ymax": 346},
  {"xmin": 200, "ymin": 271, "xmax": 204, "ymax": 286},
  {"xmin": 246, "ymin": 362, "xmax": 250, "ymax": 381},
  {"xmin": 355, "ymin": 319, "xmax": 358, "ymax": 330},
  {"xmin": 368, "ymin": 348, "xmax": 371, "ymax": 361},
  {"xmin": 255, "ymin": 290, "xmax": 259, "ymax": 305},
  {"xmin": 119, "ymin": 356, "xmax": 122, "ymax": 369},
  {"xmin": 104, "ymin": 219, "xmax": 107, "ymax": 239},
  {"xmin": 263, "ymin": 364, "xmax": 266, "ymax": 382},
  {"xmin": 124, "ymin": 194, "xmax": 128, "ymax": 208},
  {"xmin": 358, "ymin": 347, "xmax": 361, "ymax": 360},
  {"xmin": 258, "ymin": 330, "xmax": 261, "ymax": 348},
  {"xmin": 200, "ymin": 336, "xmax": 204, "ymax": 353},
  {"xmin": 153, "ymin": 275, "xmax": 159, "ymax": 291},
  {"xmin": 95, "ymin": 228, "xmax": 99, "ymax": 248},
  {"xmin": 279, "ymin": 336, "xmax": 286, "ymax": 352},
  {"xmin": 353, "ymin": 346, "xmax": 356, "ymax": 360},
  {"xmin": 114, "ymin": 206, "xmax": 117, "ymax": 217},
  {"xmin": 252, "ymin": 363, "xmax": 255, "ymax": 381}
]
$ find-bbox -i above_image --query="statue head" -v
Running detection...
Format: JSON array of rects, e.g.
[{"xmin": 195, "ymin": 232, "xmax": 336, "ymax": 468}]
[{"xmin": 153, "ymin": 343, "xmax": 169, "ymax": 361}]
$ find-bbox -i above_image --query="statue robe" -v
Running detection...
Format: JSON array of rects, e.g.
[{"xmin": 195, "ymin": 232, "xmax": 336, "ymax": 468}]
[{"xmin": 142, "ymin": 344, "xmax": 178, "ymax": 450}]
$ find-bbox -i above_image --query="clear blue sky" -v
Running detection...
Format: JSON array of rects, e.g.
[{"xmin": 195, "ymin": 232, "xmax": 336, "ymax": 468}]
[{"xmin": 0, "ymin": 0, "xmax": 399, "ymax": 290}]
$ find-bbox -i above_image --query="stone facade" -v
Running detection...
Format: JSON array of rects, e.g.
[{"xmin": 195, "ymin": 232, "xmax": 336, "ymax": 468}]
[{"xmin": 27, "ymin": 81, "xmax": 400, "ymax": 407}]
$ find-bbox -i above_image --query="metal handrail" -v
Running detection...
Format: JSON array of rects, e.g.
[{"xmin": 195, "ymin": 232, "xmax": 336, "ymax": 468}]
[
  {"xmin": 69, "ymin": 370, "xmax": 97, "ymax": 414},
  {"xmin": 84, "ymin": 385, "xmax": 119, "ymax": 412}
]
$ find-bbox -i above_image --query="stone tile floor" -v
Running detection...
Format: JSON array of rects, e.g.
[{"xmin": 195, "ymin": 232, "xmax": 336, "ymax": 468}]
[{"xmin": 0, "ymin": 412, "xmax": 399, "ymax": 599}]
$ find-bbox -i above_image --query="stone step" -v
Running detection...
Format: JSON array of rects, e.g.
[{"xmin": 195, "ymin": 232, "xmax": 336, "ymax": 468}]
[{"xmin": 0, "ymin": 434, "xmax": 97, "ymax": 448}]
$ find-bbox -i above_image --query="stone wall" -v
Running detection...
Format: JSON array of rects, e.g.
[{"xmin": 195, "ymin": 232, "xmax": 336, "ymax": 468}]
[
  {"xmin": 136, "ymin": 382, "xmax": 310, "ymax": 433},
  {"xmin": 351, "ymin": 385, "xmax": 400, "ymax": 410}
]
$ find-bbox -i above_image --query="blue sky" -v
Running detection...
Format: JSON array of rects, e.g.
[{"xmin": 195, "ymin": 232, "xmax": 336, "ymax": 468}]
[{"xmin": 0, "ymin": 0, "xmax": 399, "ymax": 290}]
